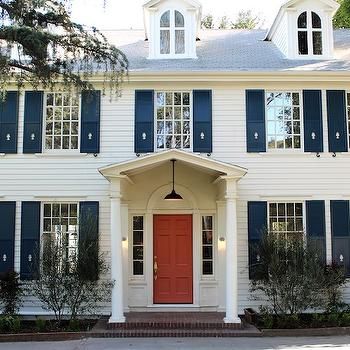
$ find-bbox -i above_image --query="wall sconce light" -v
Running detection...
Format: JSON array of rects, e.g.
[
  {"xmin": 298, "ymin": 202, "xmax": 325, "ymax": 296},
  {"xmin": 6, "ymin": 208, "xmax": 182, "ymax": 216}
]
[
  {"xmin": 311, "ymin": 132, "xmax": 316, "ymax": 140},
  {"xmin": 254, "ymin": 132, "xmax": 259, "ymax": 140},
  {"xmin": 88, "ymin": 133, "xmax": 93, "ymax": 140},
  {"xmin": 200, "ymin": 132, "xmax": 205, "ymax": 140},
  {"xmin": 6, "ymin": 134, "xmax": 10, "ymax": 141},
  {"xmin": 2, "ymin": 254, "xmax": 7, "ymax": 262},
  {"xmin": 219, "ymin": 237, "xmax": 225, "ymax": 242},
  {"xmin": 142, "ymin": 132, "xmax": 147, "ymax": 140},
  {"xmin": 122, "ymin": 237, "xmax": 127, "ymax": 242},
  {"xmin": 31, "ymin": 133, "xmax": 36, "ymax": 141},
  {"xmin": 336, "ymin": 132, "xmax": 340, "ymax": 140},
  {"xmin": 340, "ymin": 254, "xmax": 344, "ymax": 263}
]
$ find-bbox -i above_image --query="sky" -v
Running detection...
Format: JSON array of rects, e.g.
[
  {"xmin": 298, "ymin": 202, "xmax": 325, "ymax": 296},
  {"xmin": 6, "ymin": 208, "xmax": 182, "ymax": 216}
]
[{"xmin": 70, "ymin": 0, "xmax": 285, "ymax": 30}]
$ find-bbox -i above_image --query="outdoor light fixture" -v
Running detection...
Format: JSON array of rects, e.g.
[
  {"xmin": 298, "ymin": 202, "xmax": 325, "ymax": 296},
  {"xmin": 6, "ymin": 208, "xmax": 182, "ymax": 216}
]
[{"xmin": 164, "ymin": 159, "xmax": 183, "ymax": 201}]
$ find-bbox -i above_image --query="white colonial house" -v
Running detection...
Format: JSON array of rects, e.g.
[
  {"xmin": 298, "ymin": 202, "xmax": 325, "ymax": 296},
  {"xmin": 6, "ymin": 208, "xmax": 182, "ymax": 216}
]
[{"xmin": 0, "ymin": 0, "xmax": 350, "ymax": 326}]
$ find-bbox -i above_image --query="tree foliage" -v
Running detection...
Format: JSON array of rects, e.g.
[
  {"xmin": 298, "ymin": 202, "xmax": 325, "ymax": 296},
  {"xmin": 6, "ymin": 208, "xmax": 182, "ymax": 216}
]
[
  {"xmin": 0, "ymin": 271, "xmax": 23, "ymax": 315},
  {"xmin": 231, "ymin": 10, "xmax": 262, "ymax": 30},
  {"xmin": 218, "ymin": 16, "xmax": 230, "ymax": 30},
  {"xmin": 30, "ymin": 223, "xmax": 113, "ymax": 324},
  {"xmin": 201, "ymin": 14, "xmax": 214, "ymax": 29},
  {"xmin": 250, "ymin": 232, "xmax": 346, "ymax": 317},
  {"xmin": 333, "ymin": 0, "xmax": 350, "ymax": 28},
  {"xmin": 0, "ymin": 0, "xmax": 128, "ymax": 94}
]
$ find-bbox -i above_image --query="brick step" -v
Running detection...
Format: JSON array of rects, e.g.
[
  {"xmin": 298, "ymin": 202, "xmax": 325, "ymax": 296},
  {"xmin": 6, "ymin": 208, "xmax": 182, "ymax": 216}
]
[
  {"xmin": 93, "ymin": 328, "xmax": 261, "ymax": 338},
  {"xmin": 107, "ymin": 322, "xmax": 243, "ymax": 330}
]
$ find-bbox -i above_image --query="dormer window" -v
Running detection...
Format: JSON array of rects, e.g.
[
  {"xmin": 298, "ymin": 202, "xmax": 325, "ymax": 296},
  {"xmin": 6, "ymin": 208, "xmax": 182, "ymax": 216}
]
[
  {"xmin": 160, "ymin": 10, "xmax": 185, "ymax": 56},
  {"xmin": 297, "ymin": 11, "xmax": 323, "ymax": 56}
]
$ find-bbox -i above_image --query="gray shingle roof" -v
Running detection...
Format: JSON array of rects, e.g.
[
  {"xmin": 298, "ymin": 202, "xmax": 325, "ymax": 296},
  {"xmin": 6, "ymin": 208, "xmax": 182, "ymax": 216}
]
[{"xmin": 104, "ymin": 29, "xmax": 350, "ymax": 73}]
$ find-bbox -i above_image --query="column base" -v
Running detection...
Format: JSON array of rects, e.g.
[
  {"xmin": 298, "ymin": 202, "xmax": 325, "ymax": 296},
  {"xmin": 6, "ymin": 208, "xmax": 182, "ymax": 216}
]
[
  {"xmin": 109, "ymin": 316, "xmax": 126, "ymax": 324},
  {"xmin": 224, "ymin": 317, "xmax": 241, "ymax": 324}
]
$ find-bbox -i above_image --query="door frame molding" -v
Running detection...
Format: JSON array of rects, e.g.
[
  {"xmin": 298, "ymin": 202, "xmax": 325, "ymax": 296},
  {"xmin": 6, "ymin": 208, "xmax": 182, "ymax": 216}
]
[{"xmin": 146, "ymin": 209, "xmax": 201, "ymax": 307}]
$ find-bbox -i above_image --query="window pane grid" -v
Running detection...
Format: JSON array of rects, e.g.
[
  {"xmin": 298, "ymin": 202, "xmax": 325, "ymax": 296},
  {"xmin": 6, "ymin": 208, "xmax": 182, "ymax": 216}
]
[
  {"xmin": 156, "ymin": 91, "xmax": 191, "ymax": 150},
  {"xmin": 202, "ymin": 216, "xmax": 213, "ymax": 276},
  {"xmin": 266, "ymin": 92, "xmax": 301, "ymax": 150},
  {"xmin": 43, "ymin": 203, "xmax": 78, "ymax": 258},
  {"xmin": 269, "ymin": 203, "xmax": 304, "ymax": 239},
  {"xmin": 45, "ymin": 92, "xmax": 80, "ymax": 150},
  {"xmin": 132, "ymin": 216, "xmax": 144, "ymax": 276}
]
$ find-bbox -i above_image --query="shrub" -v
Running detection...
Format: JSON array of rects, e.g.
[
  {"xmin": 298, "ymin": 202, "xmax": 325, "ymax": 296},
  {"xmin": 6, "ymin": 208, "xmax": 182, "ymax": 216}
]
[
  {"xmin": 35, "ymin": 318, "xmax": 47, "ymax": 332},
  {"xmin": 250, "ymin": 233, "xmax": 326, "ymax": 317},
  {"xmin": 0, "ymin": 315, "xmax": 21, "ymax": 333},
  {"xmin": 0, "ymin": 271, "xmax": 23, "ymax": 315}
]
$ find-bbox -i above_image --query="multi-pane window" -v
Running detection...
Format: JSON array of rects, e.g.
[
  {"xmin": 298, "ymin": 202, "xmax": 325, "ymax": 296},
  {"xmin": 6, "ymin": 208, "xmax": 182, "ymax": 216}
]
[
  {"xmin": 160, "ymin": 10, "xmax": 185, "ymax": 55},
  {"xmin": 43, "ymin": 203, "xmax": 78, "ymax": 257},
  {"xmin": 202, "ymin": 216, "xmax": 214, "ymax": 275},
  {"xmin": 132, "ymin": 216, "xmax": 144, "ymax": 276},
  {"xmin": 266, "ymin": 92, "xmax": 302, "ymax": 149},
  {"xmin": 45, "ymin": 92, "xmax": 80, "ymax": 150},
  {"xmin": 269, "ymin": 203, "xmax": 304, "ymax": 239},
  {"xmin": 156, "ymin": 91, "xmax": 191, "ymax": 150},
  {"xmin": 297, "ymin": 11, "xmax": 323, "ymax": 56}
]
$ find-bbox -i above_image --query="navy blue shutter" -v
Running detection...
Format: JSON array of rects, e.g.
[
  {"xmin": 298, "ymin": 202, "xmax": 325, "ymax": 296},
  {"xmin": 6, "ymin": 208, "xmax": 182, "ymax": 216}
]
[
  {"xmin": 79, "ymin": 202, "xmax": 99, "ymax": 280},
  {"xmin": 135, "ymin": 90, "xmax": 154, "ymax": 154},
  {"xmin": 0, "ymin": 202, "xmax": 16, "ymax": 275},
  {"xmin": 80, "ymin": 91, "xmax": 101, "ymax": 154},
  {"xmin": 193, "ymin": 90, "xmax": 212, "ymax": 153},
  {"xmin": 303, "ymin": 90, "xmax": 324, "ymax": 153},
  {"xmin": 20, "ymin": 202, "xmax": 40, "ymax": 280},
  {"xmin": 306, "ymin": 201, "xmax": 326, "ymax": 263},
  {"xmin": 23, "ymin": 91, "xmax": 44, "ymax": 154},
  {"xmin": 0, "ymin": 92, "xmax": 19, "ymax": 154},
  {"xmin": 331, "ymin": 200, "xmax": 350, "ymax": 276},
  {"xmin": 248, "ymin": 201, "xmax": 267, "ymax": 279},
  {"xmin": 327, "ymin": 90, "xmax": 348, "ymax": 153},
  {"xmin": 246, "ymin": 90, "xmax": 266, "ymax": 153}
]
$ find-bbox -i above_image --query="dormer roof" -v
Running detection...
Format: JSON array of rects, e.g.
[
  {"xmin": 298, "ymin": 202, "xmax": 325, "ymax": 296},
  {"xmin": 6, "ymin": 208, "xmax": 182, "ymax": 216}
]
[{"xmin": 266, "ymin": 0, "xmax": 340, "ymax": 40}]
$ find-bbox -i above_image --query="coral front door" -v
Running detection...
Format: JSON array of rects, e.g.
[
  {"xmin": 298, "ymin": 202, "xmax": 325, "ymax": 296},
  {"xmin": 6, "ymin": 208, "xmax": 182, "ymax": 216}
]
[{"xmin": 153, "ymin": 215, "xmax": 193, "ymax": 304}]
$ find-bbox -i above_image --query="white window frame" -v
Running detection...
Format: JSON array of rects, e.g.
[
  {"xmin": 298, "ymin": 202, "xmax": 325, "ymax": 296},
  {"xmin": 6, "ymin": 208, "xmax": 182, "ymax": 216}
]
[
  {"xmin": 154, "ymin": 90, "xmax": 193, "ymax": 152},
  {"xmin": 296, "ymin": 10, "xmax": 324, "ymax": 58},
  {"xmin": 41, "ymin": 202, "xmax": 80, "ymax": 257},
  {"xmin": 42, "ymin": 92, "xmax": 82, "ymax": 153},
  {"xmin": 157, "ymin": 8, "xmax": 188, "ymax": 59},
  {"xmin": 267, "ymin": 201, "xmax": 306, "ymax": 241},
  {"xmin": 265, "ymin": 90, "xmax": 304, "ymax": 152}
]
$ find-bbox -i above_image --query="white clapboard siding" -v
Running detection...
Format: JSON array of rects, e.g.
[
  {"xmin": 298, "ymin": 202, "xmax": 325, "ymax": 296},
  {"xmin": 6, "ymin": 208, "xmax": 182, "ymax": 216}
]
[{"xmin": 1, "ymin": 79, "xmax": 350, "ymax": 315}]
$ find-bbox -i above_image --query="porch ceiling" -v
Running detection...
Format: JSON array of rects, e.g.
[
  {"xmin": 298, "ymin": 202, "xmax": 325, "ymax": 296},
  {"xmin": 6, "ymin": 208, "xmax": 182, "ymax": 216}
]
[{"xmin": 99, "ymin": 149, "xmax": 247, "ymax": 181}]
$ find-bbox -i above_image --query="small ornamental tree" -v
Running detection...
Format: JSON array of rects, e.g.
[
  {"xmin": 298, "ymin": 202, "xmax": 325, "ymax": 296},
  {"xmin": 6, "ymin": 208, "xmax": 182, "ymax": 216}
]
[
  {"xmin": 31, "ymin": 218, "xmax": 113, "ymax": 324},
  {"xmin": 333, "ymin": 0, "xmax": 350, "ymax": 29},
  {"xmin": 0, "ymin": 0, "xmax": 128, "ymax": 95},
  {"xmin": 201, "ymin": 14, "xmax": 214, "ymax": 29},
  {"xmin": 250, "ymin": 232, "xmax": 346, "ymax": 317},
  {"xmin": 231, "ymin": 10, "xmax": 263, "ymax": 30}
]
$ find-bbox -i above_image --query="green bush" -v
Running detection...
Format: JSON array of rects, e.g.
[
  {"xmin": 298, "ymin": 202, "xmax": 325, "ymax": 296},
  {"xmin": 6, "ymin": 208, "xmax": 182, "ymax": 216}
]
[
  {"xmin": 35, "ymin": 318, "xmax": 47, "ymax": 332},
  {"xmin": 68, "ymin": 319, "xmax": 81, "ymax": 332},
  {"xmin": 0, "ymin": 271, "xmax": 23, "ymax": 315},
  {"xmin": 0, "ymin": 315, "xmax": 21, "ymax": 333}
]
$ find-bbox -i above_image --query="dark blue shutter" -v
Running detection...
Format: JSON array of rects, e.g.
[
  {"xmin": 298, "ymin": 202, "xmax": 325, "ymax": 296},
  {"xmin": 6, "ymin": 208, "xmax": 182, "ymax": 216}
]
[
  {"xmin": 193, "ymin": 90, "xmax": 212, "ymax": 153},
  {"xmin": 23, "ymin": 91, "xmax": 44, "ymax": 154},
  {"xmin": 246, "ymin": 90, "xmax": 266, "ymax": 153},
  {"xmin": 303, "ymin": 90, "xmax": 323, "ymax": 153},
  {"xmin": 327, "ymin": 90, "xmax": 348, "ymax": 153},
  {"xmin": 248, "ymin": 201, "xmax": 267, "ymax": 279},
  {"xmin": 0, "ymin": 92, "xmax": 19, "ymax": 154},
  {"xmin": 79, "ymin": 201, "xmax": 99, "ymax": 280},
  {"xmin": 135, "ymin": 90, "xmax": 154, "ymax": 154},
  {"xmin": 20, "ymin": 202, "xmax": 40, "ymax": 280},
  {"xmin": 0, "ymin": 202, "xmax": 16, "ymax": 275},
  {"xmin": 331, "ymin": 200, "xmax": 350, "ymax": 276},
  {"xmin": 80, "ymin": 91, "xmax": 101, "ymax": 154},
  {"xmin": 306, "ymin": 201, "xmax": 326, "ymax": 263}
]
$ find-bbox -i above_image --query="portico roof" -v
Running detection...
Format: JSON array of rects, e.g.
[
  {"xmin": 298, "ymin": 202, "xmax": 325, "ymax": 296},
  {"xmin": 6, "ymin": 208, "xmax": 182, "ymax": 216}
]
[{"xmin": 99, "ymin": 149, "xmax": 247, "ymax": 180}]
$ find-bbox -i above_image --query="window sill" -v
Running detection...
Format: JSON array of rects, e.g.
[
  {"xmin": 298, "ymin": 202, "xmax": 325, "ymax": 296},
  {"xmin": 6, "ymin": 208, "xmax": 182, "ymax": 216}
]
[
  {"xmin": 128, "ymin": 277, "xmax": 147, "ymax": 285},
  {"xmin": 200, "ymin": 277, "xmax": 217, "ymax": 283},
  {"xmin": 35, "ymin": 152, "xmax": 89, "ymax": 158}
]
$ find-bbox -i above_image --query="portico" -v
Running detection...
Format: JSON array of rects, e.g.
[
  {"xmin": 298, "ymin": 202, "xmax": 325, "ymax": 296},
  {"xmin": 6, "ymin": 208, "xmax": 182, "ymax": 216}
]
[{"xmin": 99, "ymin": 149, "xmax": 247, "ymax": 324}]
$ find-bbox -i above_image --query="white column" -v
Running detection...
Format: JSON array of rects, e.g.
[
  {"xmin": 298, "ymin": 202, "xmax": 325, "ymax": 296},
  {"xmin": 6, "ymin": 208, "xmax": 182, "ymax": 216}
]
[
  {"xmin": 109, "ymin": 178, "xmax": 126, "ymax": 323},
  {"xmin": 224, "ymin": 178, "xmax": 241, "ymax": 324}
]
